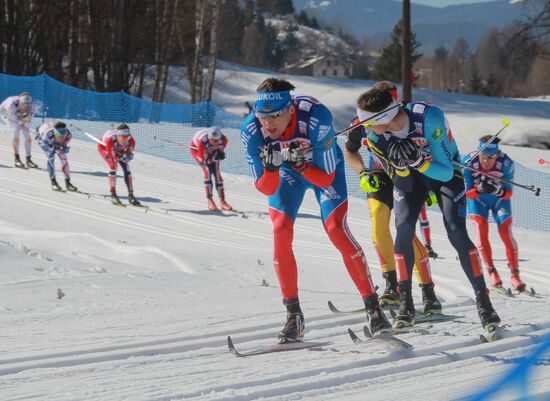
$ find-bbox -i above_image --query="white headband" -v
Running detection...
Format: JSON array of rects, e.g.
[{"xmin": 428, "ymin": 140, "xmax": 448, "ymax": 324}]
[{"xmin": 356, "ymin": 99, "xmax": 400, "ymax": 127}]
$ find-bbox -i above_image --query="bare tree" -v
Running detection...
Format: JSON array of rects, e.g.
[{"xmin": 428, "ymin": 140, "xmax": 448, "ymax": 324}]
[{"xmin": 204, "ymin": 0, "xmax": 222, "ymax": 101}]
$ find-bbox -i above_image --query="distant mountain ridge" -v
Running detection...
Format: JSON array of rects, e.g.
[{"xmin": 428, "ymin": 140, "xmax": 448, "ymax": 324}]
[{"xmin": 294, "ymin": 0, "xmax": 527, "ymax": 54}]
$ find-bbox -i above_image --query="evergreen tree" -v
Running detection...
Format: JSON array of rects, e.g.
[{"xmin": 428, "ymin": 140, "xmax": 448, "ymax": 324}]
[
  {"xmin": 468, "ymin": 62, "xmax": 484, "ymax": 95},
  {"xmin": 372, "ymin": 20, "xmax": 422, "ymax": 82}
]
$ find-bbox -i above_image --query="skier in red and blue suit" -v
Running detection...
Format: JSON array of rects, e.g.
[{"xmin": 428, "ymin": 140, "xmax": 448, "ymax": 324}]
[
  {"xmin": 463, "ymin": 136, "xmax": 526, "ymax": 292},
  {"xmin": 240, "ymin": 77, "xmax": 390, "ymax": 344}
]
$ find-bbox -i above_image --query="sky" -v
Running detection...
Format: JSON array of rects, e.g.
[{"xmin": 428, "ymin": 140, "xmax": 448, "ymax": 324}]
[{"xmin": 411, "ymin": 0, "xmax": 501, "ymax": 6}]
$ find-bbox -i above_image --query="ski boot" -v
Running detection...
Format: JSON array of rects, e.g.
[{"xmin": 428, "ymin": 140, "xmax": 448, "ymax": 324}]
[
  {"xmin": 510, "ymin": 269, "xmax": 526, "ymax": 292},
  {"xmin": 14, "ymin": 154, "xmax": 26, "ymax": 168},
  {"xmin": 476, "ymin": 289, "xmax": 501, "ymax": 329},
  {"xmin": 111, "ymin": 193, "xmax": 123, "ymax": 205},
  {"xmin": 425, "ymin": 244, "xmax": 438, "ymax": 259},
  {"xmin": 65, "ymin": 179, "xmax": 78, "ymax": 192},
  {"xmin": 421, "ymin": 284, "xmax": 442, "ymax": 315},
  {"xmin": 207, "ymin": 196, "xmax": 218, "ymax": 211},
  {"xmin": 219, "ymin": 198, "xmax": 233, "ymax": 211},
  {"xmin": 128, "ymin": 194, "xmax": 141, "ymax": 206},
  {"xmin": 51, "ymin": 178, "xmax": 62, "ymax": 192},
  {"xmin": 26, "ymin": 156, "xmax": 39, "ymax": 169},
  {"xmin": 379, "ymin": 270, "xmax": 400, "ymax": 308},
  {"xmin": 365, "ymin": 297, "xmax": 392, "ymax": 335},
  {"xmin": 487, "ymin": 267, "xmax": 503, "ymax": 288},
  {"xmin": 277, "ymin": 302, "xmax": 304, "ymax": 344},
  {"xmin": 393, "ymin": 289, "xmax": 416, "ymax": 328}
]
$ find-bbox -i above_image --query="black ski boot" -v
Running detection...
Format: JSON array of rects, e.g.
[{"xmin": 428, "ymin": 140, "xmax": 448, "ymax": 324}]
[
  {"xmin": 425, "ymin": 244, "xmax": 438, "ymax": 259},
  {"xmin": 111, "ymin": 193, "xmax": 123, "ymax": 205},
  {"xmin": 476, "ymin": 289, "xmax": 501, "ymax": 329},
  {"xmin": 421, "ymin": 284, "xmax": 442, "ymax": 315},
  {"xmin": 365, "ymin": 297, "xmax": 392, "ymax": 335},
  {"xmin": 393, "ymin": 289, "xmax": 416, "ymax": 328},
  {"xmin": 277, "ymin": 301, "xmax": 305, "ymax": 344},
  {"xmin": 51, "ymin": 178, "xmax": 62, "ymax": 191},
  {"xmin": 65, "ymin": 178, "xmax": 78, "ymax": 192},
  {"xmin": 26, "ymin": 156, "xmax": 39, "ymax": 169},
  {"xmin": 14, "ymin": 154, "xmax": 25, "ymax": 168},
  {"xmin": 379, "ymin": 270, "xmax": 400, "ymax": 308},
  {"xmin": 128, "ymin": 194, "xmax": 141, "ymax": 206}
]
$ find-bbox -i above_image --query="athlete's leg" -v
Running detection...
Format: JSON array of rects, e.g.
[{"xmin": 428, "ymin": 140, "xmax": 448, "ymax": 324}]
[
  {"xmin": 36, "ymin": 140, "xmax": 56, "ymax": 180},
  {"xmin": 119, "ymin": 161, "xmax": 133, "ymax": 195},
  {"xmin": 367, "ymin": 196, "xmax": 395, "ymax": 273},
  {"xmin": 412, "ymin": 235, "xmax": 432, "ymax": 285},
  {"xmin": 268, "ymin": 171, "xmax": 306, "ymax": 302},
  {"xmin": 317, "ymin": 166, "xmax": 377, "ymax": 299},
  {"xmin": 98, "ymin": 147, "xmax": 117, "ymax": 195},
  {"xmin": 418, "ymin": 204, "xmax": 432, "ymax": 246},
  {"xmin": 59, "ymin": 152, "xmax": 70, "ymax": 179},
  {"xmin": 438, "ymin": 174, "xmax": 486, "ymax": 292},
  {"xmin": 21, "ymin": 126, "xmax": 32, "ymax": 157}
]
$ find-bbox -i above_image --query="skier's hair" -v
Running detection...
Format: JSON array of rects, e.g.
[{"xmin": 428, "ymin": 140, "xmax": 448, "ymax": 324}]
[
  {"xmin": 357, "ymin": 87, "xmax": 393, "ymax": 113},
  {"xmin": 256, "ymin": 78, "xmax": 295, "ymax": 92},
  {"xmin": 372, "ymin": 81, "xmax": 397, "ymax": 92},
  {"xmin": 117, "ymin": 123, "xmax": 129, "ymax": 130},
  {"xmin": 479, "ymin": 134, "xmax": 501, "ymax": 144},
  {"xmin": 53, "ymin": 121, "xmax": 66, "ymax": 129}
]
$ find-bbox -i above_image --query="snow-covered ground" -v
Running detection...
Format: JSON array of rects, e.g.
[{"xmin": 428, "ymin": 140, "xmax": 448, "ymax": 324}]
[{"xmin": 1, "ymin": 111, "xmax": 550, "ymax": 401}]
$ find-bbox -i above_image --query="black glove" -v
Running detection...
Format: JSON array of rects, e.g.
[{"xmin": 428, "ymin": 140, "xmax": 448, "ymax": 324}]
[
  {"xmin": 281, "ymin": 141, "xmax": 312, "ymax": 170},
  {"xmin": 477, "ymin": 175, "xmax": 503, "ymax": 196},
  {"xmin": 387, "ymin": 138, "xmax": 423, "ymax": 169},
  {"xmin": 259, "ymin": 144, "xmax": 282, "ymax": 172},
  {"xmin": 215, "ymin": 150, "xmax": 225, "ymax": 160}
]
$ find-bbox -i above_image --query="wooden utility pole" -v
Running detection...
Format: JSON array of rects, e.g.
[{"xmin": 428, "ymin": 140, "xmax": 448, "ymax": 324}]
[{"xmin": 402, "ymin": 0, "xmax": 412, "ymax": 103}]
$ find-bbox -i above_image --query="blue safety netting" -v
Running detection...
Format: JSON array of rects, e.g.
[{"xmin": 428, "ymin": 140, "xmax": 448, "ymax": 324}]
[{"xmin": 1, "ymin": 72, "xmax": 549, "ymax": 231}]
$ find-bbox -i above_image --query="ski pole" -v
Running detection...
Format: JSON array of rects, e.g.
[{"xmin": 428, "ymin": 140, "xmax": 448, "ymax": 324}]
[
  {"xmin": 539, "ymin": 158, "xmax": 550, "ymax": 166},
  {"xmin": 464, "ymin": 118, "xmax": 510, "ymax": 166},
  {"xmin": 335, "ymin": 102, "xmax": 404, "ymax": 137},
  {"xmin": 454, "ymin": 161, "xmax": 541, "ymax": 196},
  {"xmin": 153, "ymin": 135, "xmax": 188, "ymax": 149},
  {"xmin": 69, "ymin": 124, "xmax": 106, "ymax": 146}
]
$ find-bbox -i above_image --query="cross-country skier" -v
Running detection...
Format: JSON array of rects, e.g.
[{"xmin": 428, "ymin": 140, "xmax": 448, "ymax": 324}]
[
  {"xmin": 345, "ymin": 118, "xmax": 442, "ymax": 314},
  {"xmin": 97, "ymin": 124, "xmax": 140, "ymax": 206},
  {"xmin": 0, "ymin": 92, "xmax": 39, "ymax": 168},
  {"xmin": 190, "ymin": 126, "xmax": 232, "ymax": 211},
  {"xmin": 241, "ymin": 77, "xmax": 390, "ymax": 344},
  {"xmin": 463, "ymin": 136, "xmax": 526, "ymax": 292},
  {"xmin": 355, "ymin": 83, "xmax": 500, "ymax": 330},
  {"xmin": 35, "ymin": 121, "xmax": 77, "ymax": 192}
]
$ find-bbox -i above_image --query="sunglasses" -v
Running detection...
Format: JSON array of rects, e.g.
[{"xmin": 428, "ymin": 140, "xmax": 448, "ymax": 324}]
[
  {"xmin": 480, "ymin": 153, "xmax": 498, "ymax": 159},
  {"xmin": 256, "ymin": 104, "xmax": 291, "ymax": 119}
]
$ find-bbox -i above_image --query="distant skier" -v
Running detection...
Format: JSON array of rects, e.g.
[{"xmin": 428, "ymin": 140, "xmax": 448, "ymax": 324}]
[
  {"xmin": 190, "ymin": 126, "xmax": 232, "ymax": 211},
  {"xmin": 0, "ymin": 92, "xmax": 39, "ymax": 168},
  {"xmin": 355, "ymin": 83, "xmax": 500, "ymax": 330},
  {"xmin": 35, "ymin": 121, "xmax": 77, "ymax": 192},
  {"xmin": 463, "ymin": 136, "xmax": 526, "ymax": 292},
  {"xmin": 97, "ymin": 124, "xmax": 141, "ymax": 206},
  {"xmin": 241, "ymin": 77, "xmax": 390, "ymax": 344}
]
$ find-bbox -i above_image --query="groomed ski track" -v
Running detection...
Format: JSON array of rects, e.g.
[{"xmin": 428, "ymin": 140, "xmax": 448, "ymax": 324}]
[{"xmin": 1, "ymin": 136, "xmax": 550, "ymax": 401}]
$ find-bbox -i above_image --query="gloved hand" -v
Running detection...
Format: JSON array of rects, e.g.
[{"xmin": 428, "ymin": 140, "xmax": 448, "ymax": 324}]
[
  {"xmin": 281, "ymin": 141, "xmax": 313, "ymax": 170},
  {"xmin": 476, "ymin": 175, "xmax": 504, "ymax": 196},
  {"xmin": 259, "ymin": 144, "xmax": 282, "ymax": 172},
  {"xmin": 62, "ymin": 145, "xmax": 70, "ymax": 154},
  {"xmin": 213, "ymin": 149, "xmax": 225, "ymax": 161},
  {"xmin": 121, "ymin": 153, "xmax": 134, "ymax": 163},
  {"xmin": 387, "ymin": 138, "xmax": 424, "ymax": 169},
  {"xmin": 359, "ymin": 168, "xmax": 384, "ymax": 193},
  {"xmin": 425, "ymin": 191, "xmax": 438, "ymax": 207}
]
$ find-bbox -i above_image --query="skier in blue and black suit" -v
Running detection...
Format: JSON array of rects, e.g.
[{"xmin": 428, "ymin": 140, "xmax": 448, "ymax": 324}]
[{"xmin": 354, "ymin": 84, "xmax": 500, "ymax": 331}]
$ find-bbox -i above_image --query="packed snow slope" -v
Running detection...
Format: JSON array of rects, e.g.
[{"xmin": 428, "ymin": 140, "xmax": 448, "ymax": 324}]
[{"xmin": 1, "ymin": 121, "xmax": 550, "ymax": 401}]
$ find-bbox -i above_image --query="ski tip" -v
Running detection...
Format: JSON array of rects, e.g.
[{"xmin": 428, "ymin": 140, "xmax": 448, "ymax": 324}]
[
  {"xmin": 348, "ymin": 328, "xmax": 361, "ymax": 344},
  {"xmin": 363, "ymin": 325, "xmax": 373, "ymax": 338},
  {"xmin": 227, "ymin": 336, "xmax": 239, "ymax": 355},
  {"xmin": 389, "ymin": 309, "xmax": 397, "ymax": 318},
  {"xmin": 327, "ymin": 301, "xmax": 339, "ymax": 313}
]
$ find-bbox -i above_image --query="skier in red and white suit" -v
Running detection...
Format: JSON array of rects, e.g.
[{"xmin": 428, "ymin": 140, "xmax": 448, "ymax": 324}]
[
  {"xmin": 97, "ymin": 123, "xmax": 141, "ymax": 206},
  {"xmin": 190, "ymin": 126, "xmax": 232, "ymax": 211}
]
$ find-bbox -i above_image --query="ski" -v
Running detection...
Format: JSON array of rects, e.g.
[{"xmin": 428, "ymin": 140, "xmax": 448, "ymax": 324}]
[
  {"xmin": 516, "ymin": 287, "xmax": 540, "ymax": 298},
  {"xmin": 365, "ymin": 324, "xmax": 432, "ymax": 336},
  {"xmin": 348, "ymin": 327, "xmax": 413, "ymax": 350},
  {"xmin": 389, "ymin": 309, "xmax": 463, "ymax": 323},
  {"xmin": 227, "ymin": 336, "xmax": 328, "ymax": 357},
  {"xmin": 480, "ymin": 322, "xmax": 502, "ymax": 343},
  {"xmin": 327, "ymin": 300, "xmax": 365, "ymax": 314},
  {"xmin": 491, "ymin": 286, "xmax": 514, "ymax": 297}
]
